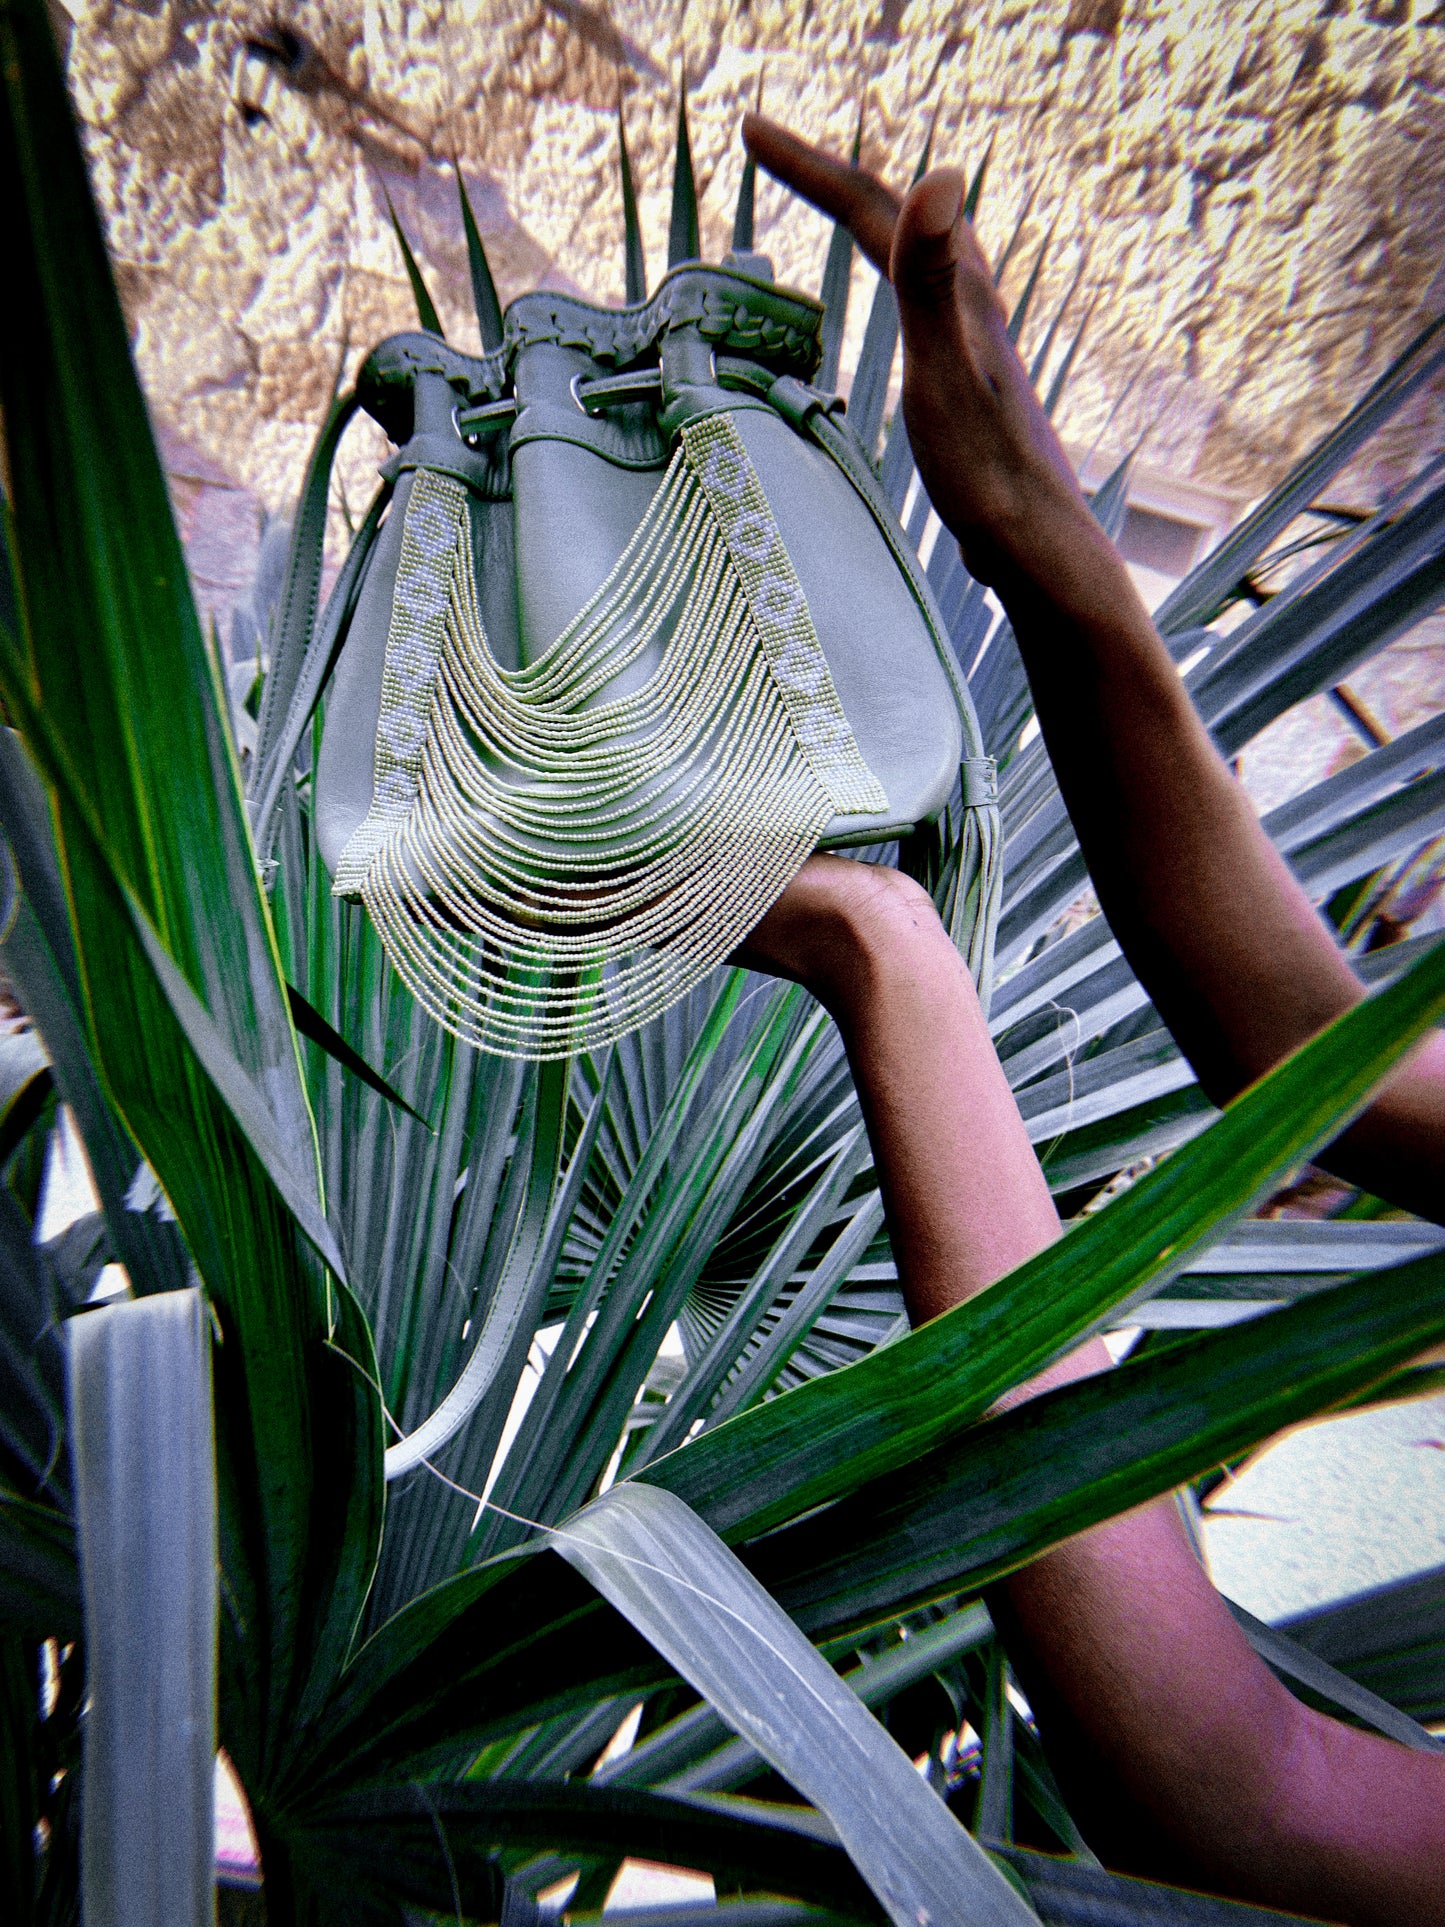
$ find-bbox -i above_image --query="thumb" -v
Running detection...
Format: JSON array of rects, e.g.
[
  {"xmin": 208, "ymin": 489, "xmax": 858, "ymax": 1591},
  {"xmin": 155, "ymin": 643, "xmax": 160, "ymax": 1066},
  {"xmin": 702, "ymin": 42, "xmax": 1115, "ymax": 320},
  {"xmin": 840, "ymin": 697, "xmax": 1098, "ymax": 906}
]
[
  {"xmin": 891, "ymin": 168, "xmax": 1004, "ymax": 350},
  {"xmin": 890, "ymin": 169, "xmax": 966, "ymax": 311}
]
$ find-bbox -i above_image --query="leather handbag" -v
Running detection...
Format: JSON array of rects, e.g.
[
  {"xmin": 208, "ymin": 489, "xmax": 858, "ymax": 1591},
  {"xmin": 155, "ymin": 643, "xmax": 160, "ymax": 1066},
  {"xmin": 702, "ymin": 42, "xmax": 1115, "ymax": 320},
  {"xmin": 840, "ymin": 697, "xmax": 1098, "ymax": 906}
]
[{"xmin": 269, "ymin": 257, "xmax": 1000, "ymax": 1059}]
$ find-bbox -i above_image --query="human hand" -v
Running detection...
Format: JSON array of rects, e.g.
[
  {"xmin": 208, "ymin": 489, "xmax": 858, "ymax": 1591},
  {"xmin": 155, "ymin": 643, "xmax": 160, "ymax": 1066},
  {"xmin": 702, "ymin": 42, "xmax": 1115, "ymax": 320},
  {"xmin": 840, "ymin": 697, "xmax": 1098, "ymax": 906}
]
[
  {"xmin": 730, "ymin": 853, "xmax": 953, "ymax": 1018},
  {"xmin": 739, "ymin": 852, "xmax": 1062, "ymax": 1324},
  {"xmin": 742, "ymin": 114, "xmax": 1118, "ymax": 608}
]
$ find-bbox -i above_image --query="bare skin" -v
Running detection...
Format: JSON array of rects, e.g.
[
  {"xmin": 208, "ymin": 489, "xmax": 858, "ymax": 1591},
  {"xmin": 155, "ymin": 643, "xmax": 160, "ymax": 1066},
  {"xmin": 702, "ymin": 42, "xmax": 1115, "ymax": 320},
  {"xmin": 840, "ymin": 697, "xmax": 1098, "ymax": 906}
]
[
  {"xmin": 729, "ymin": 113, "xmax": 1445, "ymax": 1922},
  {"xmin": 738, "ymin": 855, "xmax": 1445, "ymax": 1925},
  {"xmin": 741, "ymin": 113, "xmax": 1445, "ymax": 1226}
]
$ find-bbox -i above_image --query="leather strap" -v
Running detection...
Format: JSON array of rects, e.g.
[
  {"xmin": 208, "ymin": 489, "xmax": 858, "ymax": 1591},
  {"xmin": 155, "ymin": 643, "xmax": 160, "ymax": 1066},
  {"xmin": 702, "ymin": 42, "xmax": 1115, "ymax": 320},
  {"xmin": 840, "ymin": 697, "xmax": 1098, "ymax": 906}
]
[{"xmin": 806, "ymin": 410, "xmax": 994, "ymax": 781}]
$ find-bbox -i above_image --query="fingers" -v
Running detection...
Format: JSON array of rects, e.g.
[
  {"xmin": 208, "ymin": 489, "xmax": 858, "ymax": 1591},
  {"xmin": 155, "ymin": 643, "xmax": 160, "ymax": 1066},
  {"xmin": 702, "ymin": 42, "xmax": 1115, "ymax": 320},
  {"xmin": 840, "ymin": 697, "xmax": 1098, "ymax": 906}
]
[
  {"xmin": 887, "ymin": 166, "xmax": 975, "ymax": 384},
  {"xmin": 742, "ymin": 112, "xmax": 899, "ymax": 276},
  {"xmin": 891, "ymin": 168, "xmax": 1001, "ymax": 322}
]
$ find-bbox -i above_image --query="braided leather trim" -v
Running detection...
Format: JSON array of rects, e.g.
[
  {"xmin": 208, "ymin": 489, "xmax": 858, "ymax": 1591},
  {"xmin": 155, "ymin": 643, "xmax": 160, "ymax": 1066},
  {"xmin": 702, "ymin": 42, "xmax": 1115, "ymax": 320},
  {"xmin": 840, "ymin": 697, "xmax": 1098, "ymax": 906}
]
[{"xmin": 358, "ymin": 264, "xmax": 825, "ymax": 438}]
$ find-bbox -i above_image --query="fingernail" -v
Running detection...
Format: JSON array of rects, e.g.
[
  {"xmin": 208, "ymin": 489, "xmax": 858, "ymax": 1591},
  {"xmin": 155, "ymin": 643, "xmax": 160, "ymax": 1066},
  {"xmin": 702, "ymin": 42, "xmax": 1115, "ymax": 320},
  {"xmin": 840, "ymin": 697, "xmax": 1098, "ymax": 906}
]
[{"xmin": 913, "ymin": 170, "xmax": 963, "ymax": 241}]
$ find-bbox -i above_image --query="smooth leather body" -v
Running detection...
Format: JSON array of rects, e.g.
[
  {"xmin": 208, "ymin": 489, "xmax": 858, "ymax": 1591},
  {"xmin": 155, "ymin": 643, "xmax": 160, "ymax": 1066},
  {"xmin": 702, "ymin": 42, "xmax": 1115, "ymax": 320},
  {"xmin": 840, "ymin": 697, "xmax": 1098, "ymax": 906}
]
[
  {"xmin": 733, "ymin": 404, "xmax": 961, "ymax": 841},
  {"xmin": 316, "ymin": 279, "xmax": 967, "ymax": 880},
  {"xmin": 511, "ymin": 343, "xmax": 667, "ymax": 684}
]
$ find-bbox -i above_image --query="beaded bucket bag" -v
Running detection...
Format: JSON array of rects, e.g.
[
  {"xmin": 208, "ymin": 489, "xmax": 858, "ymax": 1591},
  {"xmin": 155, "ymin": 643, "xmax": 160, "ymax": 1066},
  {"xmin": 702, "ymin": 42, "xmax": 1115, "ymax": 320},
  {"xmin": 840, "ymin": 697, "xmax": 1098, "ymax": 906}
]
[{"xmin": 248, "ymin": 155, "xmax": 1001, "ymax": 1062}]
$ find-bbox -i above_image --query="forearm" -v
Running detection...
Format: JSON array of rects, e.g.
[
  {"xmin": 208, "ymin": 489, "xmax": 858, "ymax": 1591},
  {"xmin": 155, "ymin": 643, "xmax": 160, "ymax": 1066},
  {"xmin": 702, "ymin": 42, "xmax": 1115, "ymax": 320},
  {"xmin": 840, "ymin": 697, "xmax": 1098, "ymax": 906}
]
[
  {"xmin": 816, "ymin": 866, "xmax": 1061, "ymax": 1320},
  {"xmin": 991, "ymin": 533, "xmax": 1445, "ymax": 1219},
  {"xmin": 994, "ymin": 1514, "xmax": 1445, "ymax": 1925},
  {"xmin": 990, "ymin": 1347, "xmax": 1445, "ymax": 1925},
  {"xmin": 737, "ymin": 856, "xmax": 1062, "ymax": 1318},
  {"xmin": 999, "ymin": 531, "xmax": 1361, "ymax": 1085},
  {"xmin": 745, "ymin": 859, "xmax": 1445, "ymax": 1921}
]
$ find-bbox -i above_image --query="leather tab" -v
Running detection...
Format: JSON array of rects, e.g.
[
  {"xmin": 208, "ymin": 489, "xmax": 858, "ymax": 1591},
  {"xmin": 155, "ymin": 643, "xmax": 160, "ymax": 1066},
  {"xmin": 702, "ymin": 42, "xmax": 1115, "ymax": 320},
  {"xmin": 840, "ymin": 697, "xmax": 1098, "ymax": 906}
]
[
  {"xmin": 960, "ymin": 757, "xmax": 998, "ymax": 809},
  {"xmin": 380, "ymin": 432, "xmax": 507, "ymax": 494},
  {"xmin": 720, "ymin": 249, "xmax": 776, "ymax": 282},
  {"xmin": 661, "ymin": 329, "xmax": 717, "ymax": 394},
  {"xmin": 768, "ymin": 373, "xmax": 845, "ymax": 433}
]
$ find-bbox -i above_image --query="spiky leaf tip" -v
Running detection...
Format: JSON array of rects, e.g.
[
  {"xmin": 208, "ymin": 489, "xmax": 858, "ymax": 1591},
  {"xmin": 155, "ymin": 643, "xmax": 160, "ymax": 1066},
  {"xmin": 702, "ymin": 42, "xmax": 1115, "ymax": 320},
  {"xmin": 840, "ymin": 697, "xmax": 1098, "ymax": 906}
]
[
  {"xmin": 383, "ymin": 187, "xmax": 445, "ymax": 338},
  {"xmin": 668, "ymin": 87, "xmax": 700, "ymax": 269},
  {"xmin": 617, "ymin": 98, "xmax": 647, "ymax": 305},
  {"xmin": 455, "ymin": 161, "xmax": 503, "ymax": 351}
]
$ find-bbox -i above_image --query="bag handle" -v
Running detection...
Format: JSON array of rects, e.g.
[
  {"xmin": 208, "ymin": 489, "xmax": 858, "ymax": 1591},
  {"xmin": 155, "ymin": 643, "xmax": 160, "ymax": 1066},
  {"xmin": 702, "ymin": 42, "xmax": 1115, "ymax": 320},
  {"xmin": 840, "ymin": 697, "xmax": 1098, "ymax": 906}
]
[{"xmin": 246, "ymin": 482, "xmax": 391, "ymax": 873}]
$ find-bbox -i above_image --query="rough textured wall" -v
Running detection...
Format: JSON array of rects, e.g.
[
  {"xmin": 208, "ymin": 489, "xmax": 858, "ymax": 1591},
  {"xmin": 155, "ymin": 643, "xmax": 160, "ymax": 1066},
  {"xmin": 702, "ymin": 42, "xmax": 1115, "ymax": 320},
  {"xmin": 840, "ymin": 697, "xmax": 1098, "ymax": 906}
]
[
  {"xmin": 63, "ymin": 2, "xmax": 1445, "ymax": 490},
  {"xmin": 53, "ymin": 0, "xmax": 1445, "ymax": 666}
]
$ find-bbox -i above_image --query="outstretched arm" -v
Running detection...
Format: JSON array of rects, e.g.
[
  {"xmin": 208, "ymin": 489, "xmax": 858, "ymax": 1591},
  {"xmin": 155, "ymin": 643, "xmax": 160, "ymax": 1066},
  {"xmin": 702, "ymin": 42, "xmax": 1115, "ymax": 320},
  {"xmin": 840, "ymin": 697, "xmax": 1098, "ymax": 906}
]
[
  {"xmin": 743, "ymin": 115, "xmax": 1445, "ymax": 1225},
  {"xmin": 739, "ymin": 854, "xmax": 1445, "ymax": 1926}
]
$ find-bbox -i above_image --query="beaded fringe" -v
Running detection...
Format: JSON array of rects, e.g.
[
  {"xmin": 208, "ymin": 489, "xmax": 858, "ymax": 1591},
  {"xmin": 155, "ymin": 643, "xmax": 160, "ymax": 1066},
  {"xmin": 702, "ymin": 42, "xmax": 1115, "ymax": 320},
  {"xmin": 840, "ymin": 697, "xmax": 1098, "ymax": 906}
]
[{"xmin": 333, "ymin": 413, "xmax": 887, "ymax": 1058}]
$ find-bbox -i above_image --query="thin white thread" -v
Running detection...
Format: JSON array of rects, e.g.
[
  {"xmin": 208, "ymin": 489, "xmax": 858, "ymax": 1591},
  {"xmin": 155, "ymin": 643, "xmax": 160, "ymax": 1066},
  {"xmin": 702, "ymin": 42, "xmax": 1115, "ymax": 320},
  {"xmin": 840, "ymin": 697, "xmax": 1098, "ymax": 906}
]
[
  {"xmin": 1037, "ymin": 999, "xmax": 1081, "ymax": 1171},
  {"xmin": 410, "ymin": 1450, "xmax": 496, "ymax": 1527},
  {"xmin": 1049, "ymin": 999, "xmax": 1081, "ymax": 1120},
  {"xmin": 722, "ymin": 974, "xmax": 794, "ymax": 1029}
]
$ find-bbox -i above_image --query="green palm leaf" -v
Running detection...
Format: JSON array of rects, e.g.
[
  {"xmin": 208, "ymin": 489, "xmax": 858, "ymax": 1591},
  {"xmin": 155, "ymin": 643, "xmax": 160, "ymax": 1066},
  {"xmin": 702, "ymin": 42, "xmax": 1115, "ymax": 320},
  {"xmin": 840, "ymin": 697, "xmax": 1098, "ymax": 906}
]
[
  {"xmin": 456, "ymin": 162, "xmax": 504, "ymax": 350},
  {"xmin": 0, "ymin": 0, "xmax": 382, "ymax": 1802},
  {"xmin": 383, "ymin": 188, "xmax": 445, "ymax": 336},
  {"xmin": 755, "ymin": 1242, "xmax": 1445, "ymax": 1631},
  {"xmin": 618, "ymin": 95, "xmax": 647, "ymax": 303},
  {"xmin": 668, "ymin": 86, "xmax": 700, "ymax": 270}
]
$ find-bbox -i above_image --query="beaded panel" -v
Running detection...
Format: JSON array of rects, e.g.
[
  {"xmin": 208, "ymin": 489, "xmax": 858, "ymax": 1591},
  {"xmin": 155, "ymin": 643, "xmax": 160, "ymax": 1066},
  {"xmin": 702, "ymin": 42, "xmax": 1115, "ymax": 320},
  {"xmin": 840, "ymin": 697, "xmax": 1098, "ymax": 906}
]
[
  {"xmin": 332, "ymin": 414, "xmax": 886, "ymax": 1058},
  {"xmin": 683, "ymin": 414, "xmax": 886, "ymax": 819}
]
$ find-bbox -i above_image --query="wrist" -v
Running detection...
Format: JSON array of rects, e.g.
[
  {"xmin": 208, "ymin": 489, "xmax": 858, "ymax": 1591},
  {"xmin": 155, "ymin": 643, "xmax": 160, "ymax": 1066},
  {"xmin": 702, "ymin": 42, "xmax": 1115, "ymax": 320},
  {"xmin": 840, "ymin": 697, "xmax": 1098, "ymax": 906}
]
[
  {"xmin": 734, "ymin": 854, "xmax": 944, "ymax": 1010},
  {"xmin": 969, "ymin": 496, "xmax": 1145, "ymax": 638},
  {"xmin": 913, "ymin": 430, "xmax": 1148, "ymax": 645},
  {"xmin": 735, "ymin": 857, "xmax": 962, "ymax": 1031},
  {"xmin": 808, "ymin": 863, "xmax": 956, "ymax": 1021},
  {"xmin": 990, "ymin": 1333, "xmax": 1115, "ymax": 1416}
]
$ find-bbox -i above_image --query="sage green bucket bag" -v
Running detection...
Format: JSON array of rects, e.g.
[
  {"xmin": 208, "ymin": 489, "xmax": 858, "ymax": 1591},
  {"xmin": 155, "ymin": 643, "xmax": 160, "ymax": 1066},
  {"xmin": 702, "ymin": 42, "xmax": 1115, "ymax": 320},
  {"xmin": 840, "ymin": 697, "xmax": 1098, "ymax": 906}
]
[{"xmin": 252, "ymin": 257, "xmax": 1000, "ymax": 1060}]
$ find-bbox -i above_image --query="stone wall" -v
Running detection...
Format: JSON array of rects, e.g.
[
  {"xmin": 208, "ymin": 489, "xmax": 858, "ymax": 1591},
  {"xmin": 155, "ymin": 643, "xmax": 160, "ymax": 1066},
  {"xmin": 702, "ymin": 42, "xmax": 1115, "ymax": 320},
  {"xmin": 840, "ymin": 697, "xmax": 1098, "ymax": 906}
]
[
  {"xmin": 50, "ymin": 0, "xmax": 1445, "ymax": 786},
  {"xmin": 60, "ymin": 3, "xmax": 1445, "ymax": 511}
]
